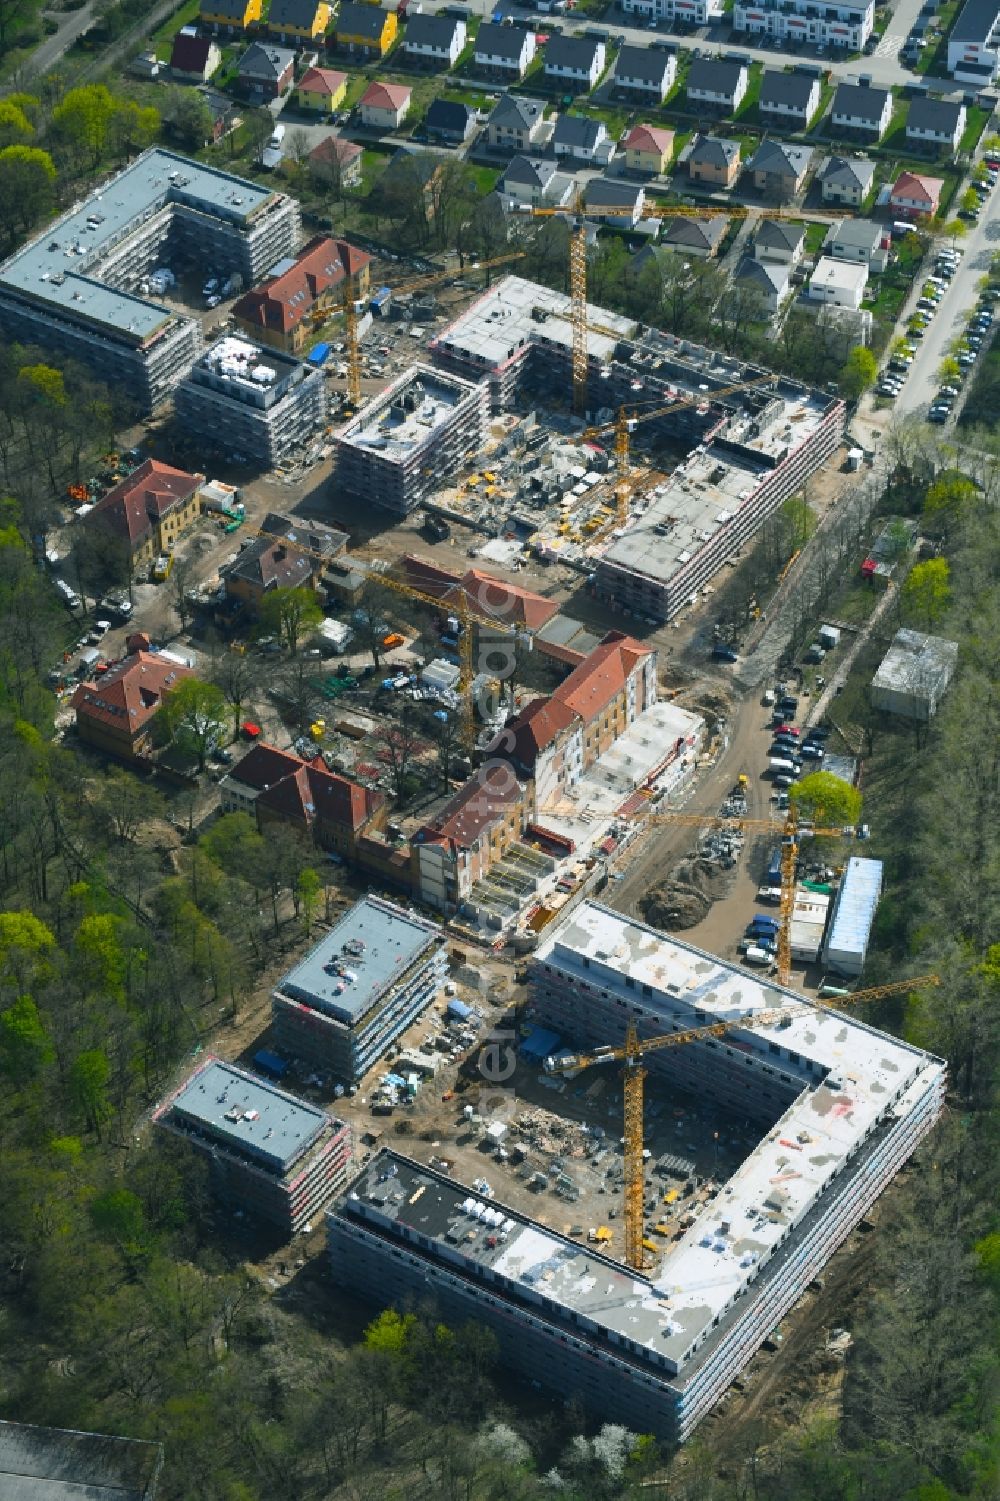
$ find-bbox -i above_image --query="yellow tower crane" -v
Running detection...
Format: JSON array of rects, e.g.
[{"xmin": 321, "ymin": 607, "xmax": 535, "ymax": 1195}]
[
  {"xmin": 333, "ymin": 251, "xmax": 527, "ymax": 411},
  {"xmin": 512, "ymin": 200, "xmax": 840, "ymax": 416},
  {"xmin": 544, "ymin": 973, "xmax": 941, "ymax": 1270}
]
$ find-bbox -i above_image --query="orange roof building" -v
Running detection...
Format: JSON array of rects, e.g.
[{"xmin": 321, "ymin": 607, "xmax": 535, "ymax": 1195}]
[
  {"xmin": 86, "ymin": 458, "xmax": 204, "ymax": 564},
  {"xmin": 552, "ymin": 630, "xmax": 652, "ymax": 724},
  {"xmin": 231, "ymin": 234, "xmax": 372, "ymax": 352},
  {"xmin": 401, "ymin": 554, "xmax": 560, "ymax": 632},
  {"xmin": 72, "ymin": 648, "xmax": 193, "ymax": 762},
  {"xmin": 220, "ymin": 741, "xmax": 384, "ymax": 854}
]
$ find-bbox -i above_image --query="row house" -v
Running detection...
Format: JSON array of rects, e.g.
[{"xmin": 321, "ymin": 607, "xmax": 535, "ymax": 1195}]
[{"xmin": 473, "ymin": 22, "xmax": 536, "ymax": 78}]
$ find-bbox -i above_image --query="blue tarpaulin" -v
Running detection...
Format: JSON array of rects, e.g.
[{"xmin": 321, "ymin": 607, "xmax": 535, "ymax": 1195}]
[
  {"xmin": 520, "ymin": 1025, "xmax": 562, "ymax": 1061},
  {"xmin": 308, "ymin": 342, "xmax": 330, "ymax": 366},
  {"xmin": 253, "ymin": 1049, "xmax": 287, "ymax": 1079},
  {"xmin": 447, "ymin": 998, "xmax": 473, "ymax": 1022}
]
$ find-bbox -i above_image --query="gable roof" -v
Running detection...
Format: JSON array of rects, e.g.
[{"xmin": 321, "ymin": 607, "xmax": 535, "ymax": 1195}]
[
  {"xmin": 662, "ymin": 214, "xmax": 728, "ymax": 251},
  {"xmin": 759, "ymin": 69, "xmax": 817, "ymax": 110},
  {"xmin": 551, "ymin": 631, "xmax": 651, "ymax": 722},
  {"xmin": 736, "ymin": 256, "xmax": 789, "ymax": 296},
  {"xmin": 309, "ymin": 132, "xmax": 363, "ymax": 169},
  {"xmin": 475, "ymin": 21, "xmax": 531, "ymax": 60},
  {"xmin": 687, "ymin": 56, "xmax": 746, "ymax": 94},
  {"xmin": 425, "ymin": 97, "xmax": 475, "ymax": 131},
  {"xmin": 688, "ymin": 133, "xmax": 739, "ymax": 168},
  {"xmin": 820, "ymin": 153, "xmax": 875, "ymax": 190},
  {"xmin": 544, "ymin": 32, "xmax": 603, "ymax": 70},
  {"xmin": 755, "ymin": 217, "xmax": 804, "ymax": 251},
  {"xmin": 72, "ymin": 650, "xmax": 193, "ymax": 735},
  {"xmin": 223, "ymin": 511, "xmax": 347, "ymax": 590},
  {"xmin": 360, "ymin": 79, "xmax": 411, "ymax": 110},
  {"xmin": 170, "ymin": 27, "xmax": 216, "ymax": 71},
  {"xmin": 268, "ymin": 0, "xmax": 325, "ymax": 28},
  {"xmin": 200, "ymin": 0, "xmax": 248, "ymax": 21},
  {"xmin": 0, "ymin": 1419, "xmax": 163, "ymax": 1501},
  {"xmin": 749, "ymin": 137, "xmax": 811, "ymax": 176},
  {"xmin": 891, "ymin": 169, "xmax": 943, "ymax": 202},
  {"xmin": 87, "ymin": 459, "xmax": 203, "ymax": 548},
  {"xmin": 230, "ymin": 742, "xmax": 383, "ymax": 831},
  {"xmin": 238, "ymin": 40, "xmax": 294, "ymax": 79},
  {"xmin": 906, "ymin": 96, "xmax": 964, "ymax": 132},
  {"xmin": 503, "ymin": 153, "xmax": 556, "ymax": 188},
  {"xmin": 832, "ymin": 81, "xmax": 890, "ymax": 121},
  {"xmin": 625, "ymin": 123, "xmax": 673, "ymax": 155},
  {"xmin": 336, "ymin": 0, "xmax": 388, "ymax": 39},
  {"xmin": 488, "ymin": 92, "xmax": 543, "ymax": 129},
  {"xmin": 298, "ymin": 65, "xmax": 347, "ymax": 94},
  {"xmin": 490, "ymin": 694, "xmax": 580, "ymax": 771},
  {"xmin": 552, "ymin": 112, "xmax": 606, "ymax": 150},
  {"xmin": 232, "ymin": 235, "xmax": 370, "ymax": 337},
  {"xmin": 401, "ymin": 554, "xmax": 559, "ymax": 630},
  {"xmin": 585, "ymin": 175, "xmax": 642, "ymax": 209},
  {"xmin": 405, "ymin": 10, "xmax": 463, "ymax": 46},
  {"xmin": 951, "ymin": 0, "xmax": 1000, "ymax": 44},
  {"xmin": 415, "ymin": 763, "xmax": 523, "ymax": 851},
  {"xmin": 615, "ymin": 42, "xmax": 672, "ymax": 84},
  {"xmin": 825, "ymin": 215, "xmax": 881, "ymax": 248}
]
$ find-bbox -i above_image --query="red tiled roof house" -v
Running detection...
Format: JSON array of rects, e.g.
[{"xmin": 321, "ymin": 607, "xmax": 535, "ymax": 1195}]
[
  {"xmin": 72, "ymin": 648, "xmax": 193, "ymax": 762},
  {"xmin": 84, "ymin": 459, "xmax": 204, "ymax": 570},
  {"xmin": 220, "ymin": 741, "xmax": 385, "ymax": 856},
  {"xmin": 231, "ymin": 235, "xmax": 372, "ymax": 353},
  {"xmin": 411, "ymin": 763, "xmax": 529, "ymax": 912},
  {"xmin": 889, "ymin": 170, "xmax": 944, "ymax": 219}
]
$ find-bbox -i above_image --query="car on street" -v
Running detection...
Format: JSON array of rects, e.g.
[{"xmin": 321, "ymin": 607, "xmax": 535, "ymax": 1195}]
[{"xmin": 929, "ymin": 408, "xmax": 949, "ymax": 423}]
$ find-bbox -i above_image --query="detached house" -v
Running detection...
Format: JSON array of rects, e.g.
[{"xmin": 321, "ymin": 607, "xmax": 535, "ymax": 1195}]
[
  {"xmin": 735, "ymin": 256, "xmax": 789, "ymax": 314},
  {"xmin": 661, "ymin": 215, "xmax": 728, "ymax": 257},
  {"xmin": 889, "ymin": 169, "xmax": 944, "ymax": 218},
  {"xmin": 169, "ymin": 27, "xmax": 221, "ymax": 81},
  {"xmin": 485, "ymin": 93, "xmax": 545, "ymax": 151},
  {"xmin": 831, "ymin": 81, "xmax": 892, "ymax": 139},
  {"xmin": 823, "ymin": 216, "xmax": 888, "ymax": 270},
  {"xmin": 359, "ymin": 79, "xmax": 412, "ymax": 129},
  {"xmin": 613, "ymin": 43, "xmax": 676, "ymax": 101},
  {"xmin": 543, "ymin": 34, "xmax": 606, "ymax": 92},
  {"xmin": 687, "ymin": 133, "xmax": 741, "ymax": 188},
  {"xmin": 267, "ymin": 0, "xmax": 331, "ymax": 46},
  {"xmin": 473, "ymin": 22, "xmax": 536, "ymax": 79},
  {"xmin": 424, "ymin": 97, "xmax": 477, "ymax": 143},
  {"xmin": 333, "ymin": 1, "xmax": 397, "ymax": 57},
  {"xmin": 235, "ymin": 41, "xmax": 295, "ymax": 98},
  {"xmin": 295, "ymin": 65, "xmax": 348, "ymax": 111},
  {"xmin": 808, "ymin": 255, "xmax": 868, "ymax": 308},
  {"xmin": 309, "ymin": 132, "xmax": 363, "ymax": 186},
  {"xmin": 753, "ymin": 218, "xmax": 804, "ymax": 263},
  {"xmin": 73, "ymin": 645, "xmax": 193, "ymax": 764},
  {"xmin": 85, "ymin": 459, "xmax": 204, "ymax": 570},
  {"xmin": 748, "ymin": 138, "xmax": 812, "ymax": 199},
  {"xmin": 552, "ymin": 112, "xmax": 609, "ymax": 163},
  {"xmin": 222, "ymin": 511, "xmax": 347, "ymax": 610},
  {"xmin": 906, "ymin": 96, "xmax": 966, "ymax": 153},
  {"xmin": 500, "ymin": 154, "xmax": 573, "ymax": 206},
  {"xmin": 232, "ymin": 235, "xmax": 371, "ymax": 352},
  {"xmin": 624, "ymin": 123, "xmax": 674, "ymax": 175},
  {"xmin": 686, "ymin": 56, "xmax": 748, "ymax": 113},
  {"xmin": 404, "ymin": 11, "xmax": 466, "ymax": 67},
  {"xmin": 585, "ymin": 176, "xmax": 645, "ymax": 227},
  {"xmin": 758, "ymin": 69, "xmax": 821, "ymax": 128},
  {"xmin": 199, "ymin": 0, "xmax": 261, "ymax": 36},
  {"xmin": 818, "ymin": 153, "xmax": 875, "ymax": 206}
]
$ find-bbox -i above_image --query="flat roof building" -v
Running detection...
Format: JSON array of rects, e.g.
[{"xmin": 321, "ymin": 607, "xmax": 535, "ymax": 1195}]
[
  {"xmin": 0, "ymin": 149, "xmax": 299, "ymax": 413},
  {"xmin": 329, "ymin": 898, "xmax": 943, "ymax": 1442},
  {"xmin": 333, "ymin": 364, "xmax": 489, "ymax": 515},
  {"xmin": 272, "ymin": 895, "xmax": 447, "ymax": 1081},
  {"xmin": 870, "ymin": 627, "xmax": 958, "ymax": 721},
  {"xmin": 823, "ymin": 856, "xmax": 882, "ymax": 976},
  {"xmin": 173, "ymin": 333, "xmax": 325, "ymax": 469},
  {"xmin": 154, "ymin": 1055, "xmax": 351, "ymax": 1233}
]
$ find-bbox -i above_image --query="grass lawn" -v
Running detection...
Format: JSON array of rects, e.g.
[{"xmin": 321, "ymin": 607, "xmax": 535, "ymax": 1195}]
[
  {"xmin": 913, "ymin": 0, "xmax": 959, "ymax": 75},
  {"xmin": 733, "ymin": 60, "xmax": 763, "ymax": 120},
  {"xmin": 579, "ymin": 101, "xmax": 630, "ymax": 138},
  {"xmin": 803, "ymin": 220, "xmax": 827, "ymax": 255},
  {"xmin": 470, "ymin": 163, "xmax": 499, "ymax": 191},
  {"xmin": 878, "ymin": 98, "xmax": 910, "ymax": 156},
  {"xmin": 960, "ymin": 105, "xmax": 990, "ymax": 155},
  {"xmin": 151, "ymin": 0, "xmax": 200, "ymax": 58}
]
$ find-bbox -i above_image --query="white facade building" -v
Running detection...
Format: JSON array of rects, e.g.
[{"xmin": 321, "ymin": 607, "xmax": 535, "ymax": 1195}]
[
  {"xmin": 808, "ymin": 255, "xmax": 868, "ymax": 308},
  {"xmin": 734, "ymin": 0, "xmax": 873, "ymax": 49}
]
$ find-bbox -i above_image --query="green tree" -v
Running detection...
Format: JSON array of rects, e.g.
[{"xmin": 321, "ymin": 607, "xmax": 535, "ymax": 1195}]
[
  {"xmin": 0, "ymin": 99, "xmax": 33, "ymax": 147},
  {"xmin": 159, "ymin": 677, "xmax": 229, "ymax": 770},
  {"xmin": 0, "ymin": 909, "xmax": 55, "ymax": 981},
  {"xmin": 834, "ymin": 343, "xmax": 870, "ymax": 399},
  {"xmin": 961, "ymin": 187, "xmax": 980, "ymax": 215},
  {"xmin": 69, "ymin": 1048, "xmax": 112, "ymax": 1136},
  {"xmin": 901, "ymin": 557, "xmax": 951, "ymax": 627},
  {"xmin": 258, "ymin": 585, "xmax": 323, "ymax": 653},
  {"xmin": 0, "ymin": 993, "xmax": 53, "ymax": 1077},
  {"xmin": 923, "ymin": 473, "xmax": 977, "ymax": 530},
  {"xmin": 296, "ymin": 866, "xmax": 321, "ymax": 938},
  {"xmin": 161, "ymin": 86, "xmax": 214, "ymax": 151},
  {"xmin": 51, "ymin": 85, "xmax": 116, "ymax": 165},
  {"xmin": 90, "ymin": 1186, "xmax": 147, "ymax": 1256},
  {"xmin": 937, "ymin": 354, "xmax": 961, "ymax": 386},
  {"xmin": 789, "ymin": 771, "xmax": 862, "ymax": 827}
]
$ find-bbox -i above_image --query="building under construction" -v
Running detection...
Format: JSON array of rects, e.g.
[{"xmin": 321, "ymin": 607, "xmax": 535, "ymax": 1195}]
[
  {"xmin": 428, "ymin": 275, "xmax": 845, "ymax": 622},
  {"xmin": 154, "ymin": 1056, "xmax": 351, "ymax": 1235},
  {"xmin": 326, "ymin": 900, "xmax": 944, "ymax": 1442},
  {"xmin": 333, "ymin": 364, "xmax": 489, "ymax": 516},
  {"xmin": 173, "ymin": 334, "xmax": 325, "ymax": 469}
]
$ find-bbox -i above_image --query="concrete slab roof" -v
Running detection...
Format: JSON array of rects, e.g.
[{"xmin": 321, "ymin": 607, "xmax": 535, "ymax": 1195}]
[
  {"xmin": 338, "ymin": 364, "xmax": 481, "ymax": 456},
  {"xmin": 429, "ymin": 274, "xmax": 636, "ymax": 369},
  {"xmin": 0, "ymin": 148, "xmax": 276, "ymax": 342},
  {"xmin": 276, "ymin": 895, "xmax": 439, "ymax": 1025},
  {"xmin": 163, "ymin": 1056, "xmax": 331, "ymax": 1173}
]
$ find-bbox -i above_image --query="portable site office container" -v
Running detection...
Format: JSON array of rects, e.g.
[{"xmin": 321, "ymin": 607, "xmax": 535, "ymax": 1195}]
[{"xmin": 822, "ymin": 856, "xmax": 883, "ymax": 977}]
